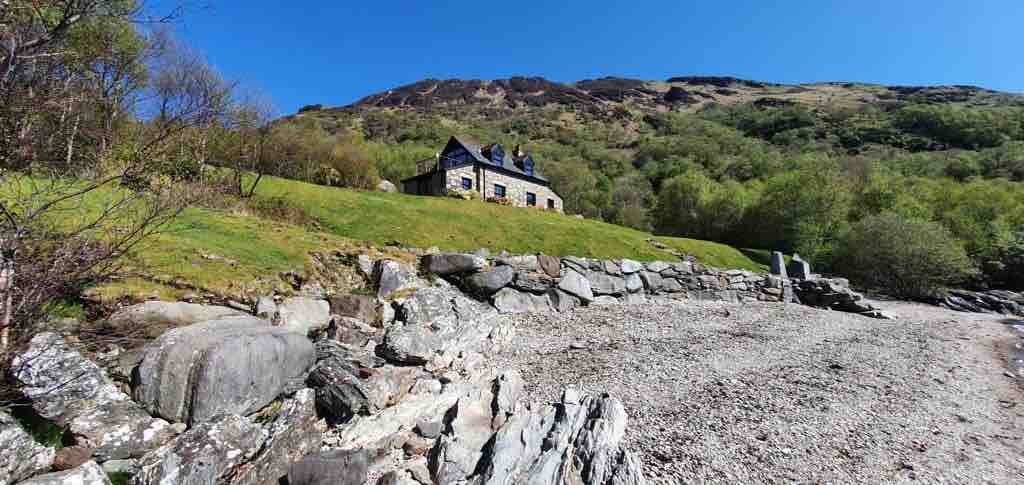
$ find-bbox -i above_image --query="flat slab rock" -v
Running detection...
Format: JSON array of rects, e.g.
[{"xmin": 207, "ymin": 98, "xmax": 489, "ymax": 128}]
[
  {"xmin": 16, "ymin": 461, "xmax": 111, "ymax": 485},
  {"xmin": 11, "ymin": 333, "xmax": 175, "ymax": 461},
  {"xmin": 1, "ymin": 410, "xmax": 56, "ymax": 485},
  {"xmin": 133, "ymin": 316, "xmax": 315, "ymax": 425}
]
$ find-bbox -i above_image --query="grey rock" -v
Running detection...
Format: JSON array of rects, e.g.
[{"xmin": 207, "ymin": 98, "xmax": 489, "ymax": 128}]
[
  {"xmin": 787, "ymin": 254, "xmax": 811, "ymax": 280},
  {"xmin": 0, "ymin": 410, "xmax": 55, "ymax": 485},
  {"xmin": 108, "ymin": 302, "xmax": 245, "ymax": 338},
  {"xmin": 770, "ymin": 249, "xmax": 786, "ymax": 276},
  {"xmin": 378, "ymin": 179, "xmax": 397, "ymax": 192},
  {"xmin": 307, "ymin": 340, "xmax": 417, "ymax": 423},
  {"xmin": 537, "ymin": 255, "xmax": 561, "ymax": 278},
  {"xmin": 473, "ymin": 390, "xmax": 647, "ymax": 485},
  {"xmin": 663, "ymin": 278, "xmax": 685, "ymax": 293},
  {"xmin": 375, "ymin": 260, "xmax": 423, "ymax": 299},
  {"xmin": 277, "ymin": 297, "xmax": 331, "ymax": 335},
  {"xmin": 511, "ymin": 272, "xmax": 555, "ymax": 294},
  {"xmin": 645, "ymin": 261, "xmax": 670, "ymax": 273},
  {"xmin": 378, "ymin": 288, "xmax": 499, "ymax": 365},
  {"xmin": 639, "ymin": 271, "xmax": 665, "ymax": 293},
  {"xmin": 561, "ymin": 256, "xmax": 590, "ymax": 273},
  {"xmin": 18, "ymin": 461, "xmax": 110, "ymax": 485},
  {"xmin": 226, "ymin": 389, "xmax": 323, "ymax": 485},
  {"xmin": 286, "ymin": 449, "xmax": 370, "ymax": 485},
  {"xmin": 254, "ymin": 296, "xmax": 277, "ymax": 321},
  {"xmin": 424, "ymin": 253, "xmax": 486, "ymax": 276},
  {"xmin": 591, "ymin": 295, "xmax": 620, "ymax": 305},
  {"xmin": 464, "ymin": 266, "xmax": 515, "ymax": 296},
  {"xmin": 356, "ymin": 254, "xmax": 374, "ymax": 279},
  {"xmin": 130, "ymin": 414, "xmax": 264, "ymax": 485},
  {"xmin": 625, "ymin": 273, "xmax": 643, "ymax": 293},
  {"xmin": 671, "ymin": 262, "xmax": 694, "ymax": 275},
  {"xmin": 133, "ymin": 317, "xmax": 315, "ymax": 425},
  {"xmin": 619, "ymin": 259, "xmax": 643, "ymax": 274},
  {"xmin": 547, "ymin": 289, "xmax": 580, "ymax": 313},
  {"xmin": 329, "ymin": 294, "xmax": 378, "ymax": 324},
  {"xmin": 473, "ymin": 248, "xmax": 491, "ymax": 258},
  {"xmin": 416, "ymin": 421, "xmax": 443, "ymax": 439},
  {"xmin": 101, "ymin": 460, "xmax": 136, "ymax": 475},
  {"xmin": 557, "ymin": 270, "xmax": 594, "ymax": 302},
  {"xmin": 323, "ymin": 316, "xmax": 378, "ymax": 346},
  {"xmin": 11, "ymin": 333, "xmax": 174, "ymax": 460},
  {"xmin": 493, "ymin": 287, "xmax": 552, "ymax": 314},
  {"xmin": 602, "ymin": 260, "xmax": 622, "ymax": 275},
  {"xmin": 495, "ymin": 255, "xmax": 539, "ymax": 272},
  {"xmin": 52, "ymin": 446, "xmax": 91, "ymax": 472}
]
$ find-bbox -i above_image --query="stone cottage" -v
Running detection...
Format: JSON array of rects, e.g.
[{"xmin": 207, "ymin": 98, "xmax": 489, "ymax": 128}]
[{"xmin": 400, "ymin": 136, "xmax": 563, "ymax": 212}]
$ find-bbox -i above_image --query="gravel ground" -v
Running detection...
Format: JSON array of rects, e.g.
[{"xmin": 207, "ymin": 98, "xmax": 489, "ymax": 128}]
[{"xmin": 488, "ymin": 298, "xmax": 1024, "ymax": 484}]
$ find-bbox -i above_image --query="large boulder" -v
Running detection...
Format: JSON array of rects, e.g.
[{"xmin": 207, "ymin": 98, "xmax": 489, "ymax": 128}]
[
  {"xmin": 377, "ymin": 288, "xmax": 499, "ymax": 365},
  {"xmin": 464, "ymin": 266, "xmax": 515, "ymax": 296},
  {"xmin": 639, "ymin": 271, "xmax": 665, "ymax": 293},
  {"xmin": 510, "ymin": 271, "xmax": 555, "ymax": 294},
  {"xmin": 131, "ymin": 414, "xmax": 265, "ymax": 485},
  {"xmin": 557, "ymin": 269, "xmax": 594, "ymax": 303},
  {"xmin": 423, "ymin": 253, "xmax": 485, "ymax": 276},
  {"xmin": 287, "ymin": 450, "xmax": 371, "ymax": 485},
  {"xmin": 108, "ymin": 302, "xmax": 245, "ymax": 337},
  {"xmin": 377, "ymin": 179, "xmax": 397, "ymax": 193},
  {"xmin": 619, "ymin": 259, "xmax": 643, "ymax": 274},
  {"xmin": 0, "ymin": 410, "xmax": 55, "ymax": 485},
  {"xmin": 494, "ymin": 255, "xmax": 539, "ymax": 272},
  {"xmin": 277, "ymin": 297, "xmax": 331, "ymax": 335},
  {"xmin": 492, "ymin": 287, "xmax": 552, "ymax": 314},
  {"xmin": 133, "ymin": 317, "xmax": 315, "ymax": 425},
  {"xmin": 226, "ymin": 389, "xmax": 325, "ymax": 485},
  {"xmin": 11, "ymin": 333, "xmax": 175, "ymax": 460},
  {"xmin": 17, "ymin": 461, "xmax": 110, "ymax": 485}
]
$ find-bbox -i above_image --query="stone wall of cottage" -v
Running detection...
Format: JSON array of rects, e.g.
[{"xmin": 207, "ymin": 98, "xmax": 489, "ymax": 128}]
[
  {"xmin": 443, "ymin": 165, "xmax": 478, "ymax": 193},
  {"xmin": 477, "ymin": 166, "xmax": 562, "ymax": 212}
]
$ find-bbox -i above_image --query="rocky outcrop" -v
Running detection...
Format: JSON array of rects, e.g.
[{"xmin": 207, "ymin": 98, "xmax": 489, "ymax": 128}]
[
  {"xmin": 133, "ymin": 317, "xmax": 315, "ymax": 424},
  {"xmin": 307, "ymin": 340, "xmax": 420, "ymax": 423},
  {"xmin": 131, "ymin": 414, "xmax": 265, "ymax": 485},
  {"xmin": 225, "ymin": 390, "xmax": 324, "ymax": 485},
  {"xmin": 11, "ymin": 333, "xmax": 175, "ymax": 461},
  {"xmin": 0, "ymin": 410, "xmax": 55, "ymax": 485},
  {"xmin": 473, "ymin": 389, "xmax": 646, "ymax": 485},
  {"xmin": 939, "ymin": 289, "xmax": 1023, "ymax": 316},
  {"xmin": 377, "ymin": 287, "xmax": 500, "ymax": 365},
  {"xmin": 17, "ymin": 461, "xmax": 111, "ymax": 485},
  {"xmin": 794, "ymin": 279, "xmax": 893, "ymax": 319}
]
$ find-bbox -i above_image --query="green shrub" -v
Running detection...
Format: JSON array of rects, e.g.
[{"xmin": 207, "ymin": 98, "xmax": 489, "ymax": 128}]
[{"xmin": 832, "ymin": 213, "xmax": 976, "ymax": 298}]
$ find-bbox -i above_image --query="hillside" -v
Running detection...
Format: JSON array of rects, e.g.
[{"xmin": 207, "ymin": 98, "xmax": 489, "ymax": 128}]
[
  {"xmin": 95, "ymin": 175, "xmax": 766, "ymax": 304},
  {"xmin": 310, "ymin": 76, "xmax": 1024, "ymax": 118}
]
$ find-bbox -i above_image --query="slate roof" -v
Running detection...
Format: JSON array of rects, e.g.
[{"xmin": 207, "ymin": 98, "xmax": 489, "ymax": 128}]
[{"xmin": 447, "ymin": 136, "xmax": 549, "ymax": 182}]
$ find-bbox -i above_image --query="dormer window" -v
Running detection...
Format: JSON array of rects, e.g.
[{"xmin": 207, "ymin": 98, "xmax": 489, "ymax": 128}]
[
  {"xmin": 522, "ymin": 156, "xmax": 535, "ymax": 176},
  {"xmin": 489, "ymin": 144, "xmax": 505, "ymax": 166}
]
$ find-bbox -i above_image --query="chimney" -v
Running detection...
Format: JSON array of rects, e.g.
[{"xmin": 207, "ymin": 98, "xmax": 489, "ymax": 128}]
[{"xmin": 513, "ymin": 144, "xmax": 523, "ymax": 158}]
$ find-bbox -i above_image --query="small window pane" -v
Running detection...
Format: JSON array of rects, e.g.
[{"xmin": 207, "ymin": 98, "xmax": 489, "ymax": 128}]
[
  {"xmin": 494, "ymin": 184, "xmax": 506, "ymax": 197},
  {"xmin": 526, "ymin": 192, "xmax": 536, "ymax": 206},
  {"xmin": 547, "ymin": 199, "xmax": 555, "ymax": 209},
  {"xmin": 462, "ymin": 177, "xmax": 472, "ymax": 190}
]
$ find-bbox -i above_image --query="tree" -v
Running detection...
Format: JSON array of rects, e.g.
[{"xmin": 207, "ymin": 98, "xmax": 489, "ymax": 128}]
[
  {"xmin": 0, "ymin": 7, "xmax": 231, "ymax": 352},
  {"xmin": 833, "ymin": 213, "xmax": 976, "ymax": 298}
]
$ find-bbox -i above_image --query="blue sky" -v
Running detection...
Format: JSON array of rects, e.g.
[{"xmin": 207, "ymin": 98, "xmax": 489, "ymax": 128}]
[{"xmin": 159, "ymin": 0, "xmax": 1023, "ymax": 115}]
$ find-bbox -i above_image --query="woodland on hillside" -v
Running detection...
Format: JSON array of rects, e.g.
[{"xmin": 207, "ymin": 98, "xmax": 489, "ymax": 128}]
[{"xmin": 285, "ymin": 96, "xmax": 1024, "ymax": 294}]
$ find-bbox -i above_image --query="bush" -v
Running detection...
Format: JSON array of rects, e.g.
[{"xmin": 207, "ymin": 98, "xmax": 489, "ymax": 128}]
[{"xmin": 832, "ymin": 213, "xmax": 976, "ymax": 298}]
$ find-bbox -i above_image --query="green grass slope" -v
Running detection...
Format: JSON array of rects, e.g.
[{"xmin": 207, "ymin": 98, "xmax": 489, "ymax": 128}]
[{"xmin": 91, "ymin": 175, "xmax": 765, "ymax": 300}]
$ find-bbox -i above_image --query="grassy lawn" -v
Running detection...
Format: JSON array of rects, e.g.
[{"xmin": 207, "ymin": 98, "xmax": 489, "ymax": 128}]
[{"xmin": 27, "ymin": 174, "xmax": 764, "ymax": 301}]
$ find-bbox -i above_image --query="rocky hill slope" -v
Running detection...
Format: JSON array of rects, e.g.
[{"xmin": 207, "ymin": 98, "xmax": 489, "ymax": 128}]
[{"xmin": 317, "ymin": 76, "xmax": 1024, "ymax": 118}]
